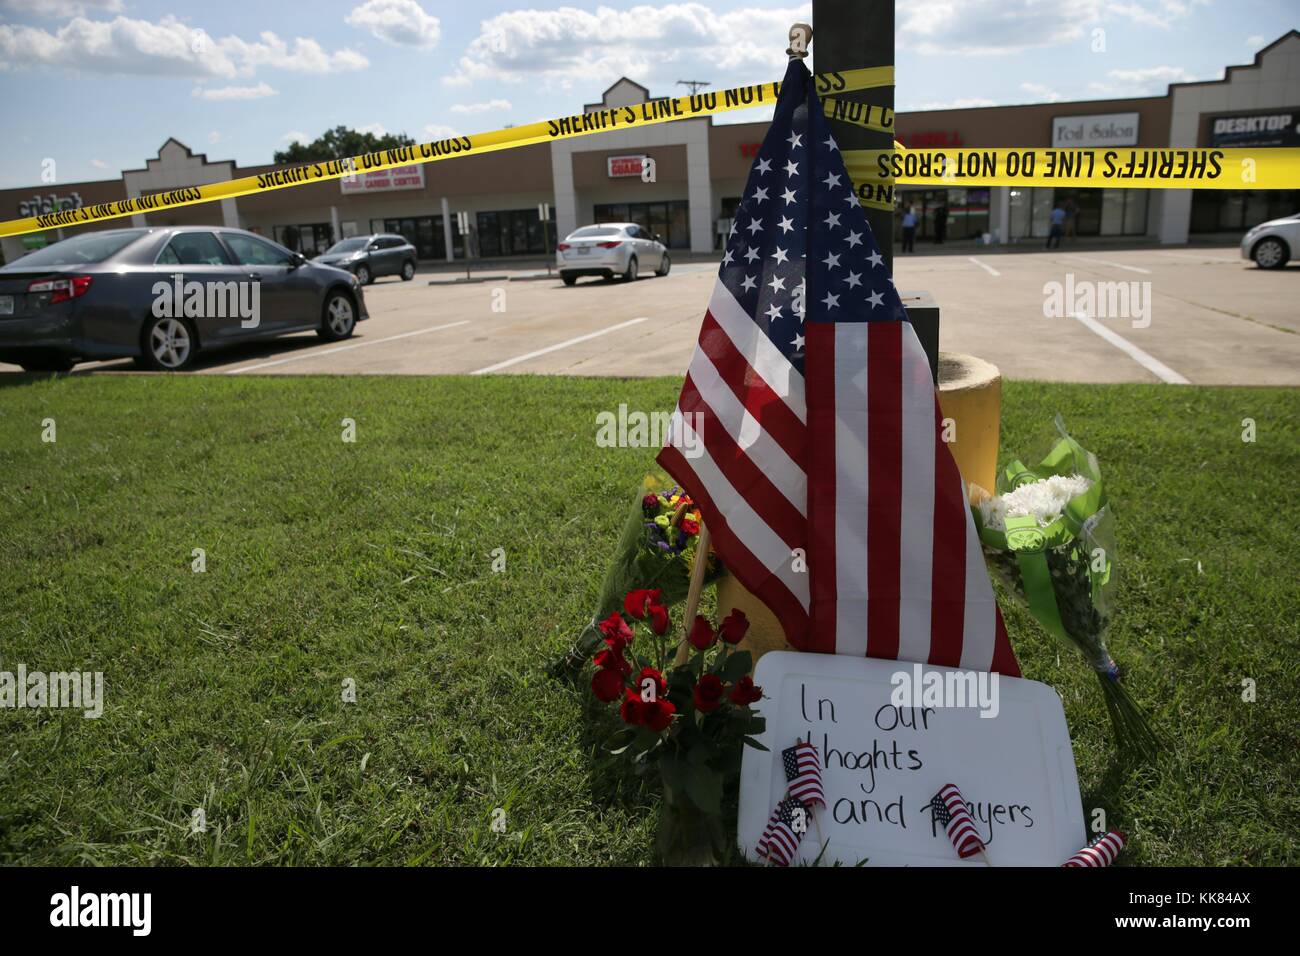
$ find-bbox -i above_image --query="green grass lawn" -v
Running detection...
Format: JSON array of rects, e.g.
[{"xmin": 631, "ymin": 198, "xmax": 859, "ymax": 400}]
[{"xmin": 0, "ymin": 373, "xmax": 1296, "ymax": 865}]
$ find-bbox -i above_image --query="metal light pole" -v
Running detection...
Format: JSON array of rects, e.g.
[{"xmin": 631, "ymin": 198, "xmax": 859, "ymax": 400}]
[{"xmin": 812, "ymin": 0, "xmax": 895, "ymax": 275}]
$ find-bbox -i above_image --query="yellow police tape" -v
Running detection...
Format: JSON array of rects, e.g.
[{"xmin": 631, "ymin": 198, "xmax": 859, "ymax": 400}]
[
  {"xmin": 845, "ymin": 146, "xmax": 1300, "ymax": 191},
  {"xmin": 4, "ymin": 70, "xmax": 1298, "ymax": 239},
  {"xmin": 0, "ymin": 66, "xmax": 894, "ymax": 239}
]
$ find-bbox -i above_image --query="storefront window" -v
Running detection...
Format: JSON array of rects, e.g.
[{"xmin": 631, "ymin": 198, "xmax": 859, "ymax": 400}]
[
  {"xmin": 1190, "ymin": 189, "xmax": 1300, "ymax": 233},
  {"xmin": 274, "ymin": 222, "xmax": 333, "ymax": 255},
  {"xmin": 594, "ymin": 200, "xmax": 690, "ymax": 248},
  {"xmin": 472, "ymin": 208, "xmax": 553, "ymax": 257}
]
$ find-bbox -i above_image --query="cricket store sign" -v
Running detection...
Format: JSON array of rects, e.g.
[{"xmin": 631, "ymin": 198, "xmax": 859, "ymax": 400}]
[
  {"xmin": 1052, "ymin": 112, "xmax": 1140, "ymax": 148},
  {"xmin": 16, "ymin": 192, "xmax": 83, "ymax": 218},
  {"xmin": 738, "ymin": 652, "xmax": 1087, "ymax": 866},
  {"xmin": 340, "ymin": 163, "xmax": 426, "ymax": 194}
]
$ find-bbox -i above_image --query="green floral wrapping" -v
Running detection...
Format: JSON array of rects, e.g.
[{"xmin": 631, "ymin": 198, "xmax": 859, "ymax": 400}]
[{"xmin": 972, "ymin": 416, "xmax": 1161, "ymax": 760}]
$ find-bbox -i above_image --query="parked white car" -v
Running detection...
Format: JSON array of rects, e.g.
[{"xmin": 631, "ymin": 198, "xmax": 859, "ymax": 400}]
[
  {"xmin": 1241, "ymin": 212, "xmax": 1300, "ymax": 269},
  {"xmin": 556, "ymin": 223, "xmax": 671, "ymax": 285}
]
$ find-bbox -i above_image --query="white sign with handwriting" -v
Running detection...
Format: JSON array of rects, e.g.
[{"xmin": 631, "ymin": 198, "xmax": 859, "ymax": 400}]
[{"xmin": 738, "ymin": 652, "xmax": 1085, "ymax": 866}]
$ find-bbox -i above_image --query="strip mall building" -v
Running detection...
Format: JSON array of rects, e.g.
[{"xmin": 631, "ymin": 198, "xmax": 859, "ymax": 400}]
[{"xmin": 3, "ymin": 31, "xmax": 1297, "ymax": 266}]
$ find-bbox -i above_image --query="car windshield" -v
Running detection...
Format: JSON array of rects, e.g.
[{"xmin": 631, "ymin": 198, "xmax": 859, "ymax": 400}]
[
  {"xmin": 325, "ymin": 238, "xmax": 369, "ymax": 254},
  {"xmin": 13, "ymin": 230, "xmax": 144, "ymax": 267},
  {"xmin": 570, "ymin": 226, "xmax": 622, "ymax": 238}
]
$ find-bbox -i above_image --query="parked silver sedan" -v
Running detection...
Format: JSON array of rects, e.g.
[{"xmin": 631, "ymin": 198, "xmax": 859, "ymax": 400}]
[{"xmin": 556, "ymin": 223, "xmax": 671, "ymax": 285}]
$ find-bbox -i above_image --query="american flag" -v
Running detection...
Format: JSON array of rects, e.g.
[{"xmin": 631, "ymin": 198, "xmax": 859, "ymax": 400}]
[
  {"xmin": 757, "ymin": 796, "xmax": 810, "ymax": 867},
  {"xmin": 657, "ymin": 58, "xmax": 1020, "ymax": 675},
  {"xmin": 930, "ymin": 783, "xmax": 985, "ymax": 859},
  {"xmin": 782, "ymin": 740, "xmax": 825, "ymax": 808},
  {"xmin": 1063, "ymin": 830, "xmax": 1127, "ymax": 867}
]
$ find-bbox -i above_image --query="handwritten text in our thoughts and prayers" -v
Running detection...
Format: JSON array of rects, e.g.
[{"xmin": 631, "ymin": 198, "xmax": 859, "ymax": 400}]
[{"xmin": 798, "ymin": 682, "xmax": 1035, "ymax": 846}]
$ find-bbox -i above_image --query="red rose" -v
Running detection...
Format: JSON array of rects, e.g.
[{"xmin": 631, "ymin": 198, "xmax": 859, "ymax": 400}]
[
  {"xmin": 729, "ymin": 675, "xmax": 763, "ymax": 706},
  {"xmin": 718, "ymin": 609, "xmax": 750, "ymax": 645},
  {"xmin": 623, "ymin": 589, "xmax": 663, "ymax": 620},
  {"xmin": 642, "ymin": 698, "xmax": 677, "ymax": 733},
  {"xmin": 598, "ymin": 612, "xmax": 634, "ymax": 650},
  {"xmin": 642, "ymin": 494, "xmax": 659, "ymax": 514},
  {"xmin": 680, "ymin": 514, "xmax": 700, "ymax": 535},
  {"xmin": 687, "ymin": 615, "xmax": 716, "ymax": 650},
  {"xmin": 591, "ymin": 667, "xmax": 625, "ymax": 703},
  {"xmin": 620, "ymin": 693, "xmax": 645, "ymax": 725},
  {"xmin": 635, "ymin": 666, "xmax": 667, "ymax": 702},
  {"xmin": 647, "ymin": 601, "xmax": 670, "ymax": 635},
  {"xmin": 693, "ymin": 673, "xmax": 725, "ymax": 713},
  {"xmin": 593, "ymin": 648, "xmax": 630, "ymax": 675}
]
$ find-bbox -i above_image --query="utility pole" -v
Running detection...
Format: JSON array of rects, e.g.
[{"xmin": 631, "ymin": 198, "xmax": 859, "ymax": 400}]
[
  {"xmin": 676, "ymin": 80, "xmax": 711, "ymax": 95},
  {"xmin": 812, "ymin": 0, "xmax": 895, "ymax": 275}
]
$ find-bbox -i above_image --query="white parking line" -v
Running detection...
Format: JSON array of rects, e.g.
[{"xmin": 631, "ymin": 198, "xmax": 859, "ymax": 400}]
[
  {"xmin": 471, "ymin": 317, "xmax": 650, "ymax": 375},
  {"xmin": 224, "ymin": 320, "xmax": 470, "ymax": 374},
  {"xmin": 1070, "ymin": 313, "xmax": 1190, "ymax": 384},
  {"xmin": 1156, "ymin": 251, "xmax": 1242, "ymax": 264},
  {"xmin": 1063, "ymin": 255, "xmax": 1152, "ymax": 275},
  {"xmin": 968, "ymin": 256, "xmax": 1001, "ymax": 276}
]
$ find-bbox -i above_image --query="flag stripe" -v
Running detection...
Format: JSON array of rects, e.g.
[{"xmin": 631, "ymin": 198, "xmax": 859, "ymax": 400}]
[
  {"xmin": 804, "ymin": 321, "xmax": 839, "ymax": 655},
  {"xmin": 865, "ymin": 321, "xmax": 902, "ymax": 660},
  {"xmin": 698, "ymin": 311, "xmax": 806, "ymax": 464},
  {"xmin": 929, "ymin": 397, "xmax": 968, "ymax": 667},
  {"xmin": 705, "ymin": 282, "xmax": 806, "ymax": 423},
  {"xmin": 682, "ymin": 348, "xmax": 806, "ymax": 515},
  {"xmin": 897, "ymin": 325, "xmax": 936, "ymax": 665}
]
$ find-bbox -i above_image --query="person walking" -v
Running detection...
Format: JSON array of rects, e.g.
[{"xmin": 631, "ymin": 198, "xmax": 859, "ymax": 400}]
[
  {"xmin": 1046, "ymin": 202, "xmax": 1066, "ymax": 249},
  {"xmin": 934, "ymin": 202, "xmax": 948, "ymax": 244},
  {"xmin": 901, "ymin": 204, "xmax": 917, "ymax": 253}
]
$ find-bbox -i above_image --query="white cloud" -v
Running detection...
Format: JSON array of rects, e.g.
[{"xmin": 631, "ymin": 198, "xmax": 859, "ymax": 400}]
[
  {"xmin": 447, "ymin": 3, "xmax": 811, "ymax": 90},
  {"xmin": 0, "ymin": 0, "xmax": 122, "ymax": 17},
  {"xmin": 897, "ymin": 0, "xmax": 1209, "ymax": 56},
  {"xmin": 1245, "ymin": 34, "xmax": 1265, "ymax": 48},
  {"xmin": 346, "ymin": 0, "xmax": 441, "ymax": 49},
  {"xmin": 192, "ymin": 82, "xmax": 277, "ymax": 100},
  {"xmin": 208, "ymin": 131, "xmax": 221, "ymax": 144},
  {"xmin": 357, "ymin": 122, "xmax": 387, "ymax": 137},
  {"xmin": 899, "ymin": 97, "xmax": 998, "ymax": 111},
  {"xmin": 0, "ymin": 14, "xmax": 368, "ymax": 77},
  {"xmin": 89, "ymin": 158, "xmax": 107, "ymax": 168},
  {"xmin": 449, "ymin": 98, "xmax": 511, "ymax": 114},
  {"xmin": 1019, "ymin": 82, "xmax": 1064, "ymax": 103},
  {"xmin": 282, "ymin": 130, "xmax": 309, "ymax": 144},
  {"xmin": 1086, "ymin": 64, "xmax": 1200, "ymax": 96},
  {"xmin": 423, "ymin": 122, "xmax": 459, "ymax": 139}
]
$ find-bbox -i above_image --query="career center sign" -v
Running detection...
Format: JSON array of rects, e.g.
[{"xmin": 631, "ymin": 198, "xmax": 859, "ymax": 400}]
[
  {"xmin": 738, "ymin": 652, "xmax": 1086, "ymax": 866},
  {"xmin": 1052, "ymin": 112, "xmax": 1140, "ymax": 147},
  {"xmin": 340, "ymin": 164, "xmax": 425, "ymax": 195}
]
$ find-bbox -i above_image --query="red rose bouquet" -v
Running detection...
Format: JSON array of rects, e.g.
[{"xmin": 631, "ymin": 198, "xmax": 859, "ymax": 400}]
[{"xmin": 590, "ymin": 592, "xmax": 767, "ymax": 866}]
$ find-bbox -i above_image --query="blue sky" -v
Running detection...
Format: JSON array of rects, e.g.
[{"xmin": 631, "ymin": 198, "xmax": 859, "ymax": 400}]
[{"xmin": 0, "ymin": 0, "xmax": 1295, "ymax": 188}]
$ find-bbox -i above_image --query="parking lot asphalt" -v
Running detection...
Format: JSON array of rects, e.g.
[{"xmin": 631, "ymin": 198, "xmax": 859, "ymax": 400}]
[{"xmin": 5, "ymin": 246, "xmax": 1298, "ymax": 386}]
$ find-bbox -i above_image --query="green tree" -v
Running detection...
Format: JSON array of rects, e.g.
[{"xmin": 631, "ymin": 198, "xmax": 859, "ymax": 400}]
[{"xmin": 273, "ymin": 125, "xmax": 417, "ymax": 165}]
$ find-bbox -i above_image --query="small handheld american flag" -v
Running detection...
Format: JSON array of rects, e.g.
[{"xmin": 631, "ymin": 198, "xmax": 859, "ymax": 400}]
[
  {"xmin": 1063, "ymin": 830, "xmax": 1127, "ymax": 867},
  {"xmin": 930, "ymin": 783, "xmax": 986, "ymax": 859},
  {"xmin": 757, "ymin": 796, "xmax": 811, "ymax": 867},
  {"xmin": 782, "ymin": 740, "xmax": 825, "ymax": 808}
]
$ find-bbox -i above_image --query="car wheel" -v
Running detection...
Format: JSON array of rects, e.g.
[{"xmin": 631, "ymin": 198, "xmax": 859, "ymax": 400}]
[
  {"xmin": 561, "ymin": 273, "xmax": 577, "ymax": 286},
  {"xmin": 355, "ymin": 264, "xmax": 372, "ymax": 285},
  {"xmin": 655, "ymin": 252, "xmax": 671, "ymax": 277},
  {"xmin": 623, "ymin": 256, "xmax": 639, "ymax": 282},
  {"xmin": 18, "ymin": 354, "xmax": 75, "ymax": 373},
  {"xmin": 1252, "ymin": 237, "xmax": 1288, "ymax": 269},
  {"xmin": 401, "ymin": 260, "xmax": 416, "ymax": 281},
  {"xmin": 318, "ymin": 289, "xmax": 357, "ymax": 341},
  {"xmin": 139, "ymin": 315, "xmax": 197, "ymax": 371}
]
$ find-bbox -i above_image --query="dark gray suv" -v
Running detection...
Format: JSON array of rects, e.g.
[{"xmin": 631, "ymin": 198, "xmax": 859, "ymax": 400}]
[{"xmin": 313, "ymin": 234, "xmax": 418, "ymax": 285}]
